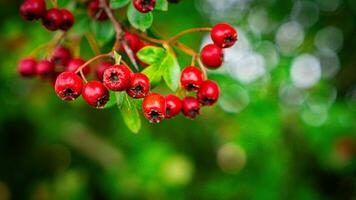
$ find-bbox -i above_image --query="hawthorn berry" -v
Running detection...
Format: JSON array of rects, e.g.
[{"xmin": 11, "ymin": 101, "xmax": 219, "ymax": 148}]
[
  {"xmin": 95, "ymin": 61, "xmax": 113, "ymax": 81},
  {"xmin": 165, "ymin": 94, "xmax": 182, "ymax": 119},
  {"xmin": 142, "ymin": 93, "xmax": 166, "ymax": 123},
  {"xmin": 17, "ymin": 58, "xmax": 37, "ymax": 77},
  {"xmin": 200, "ymin": 44, "xmax": 224, "ymax": 69},
  {"xmin": 211, "ymin": 23, "xmax": 237, "ymax": 48},
  {"xmin": 197, "ymin": 80, "xmax": 220, "ymax": 106},
  {"xmin": 126, "ymin": 73, "xmax": 150, "ymax": 99},
  {"xmin": 133, "ymin": 0, "xmax": 156, "ymax": 13},
  {"xmin": 180, "ymin": 66, "xmax": 204, "ymax": 92},
  {"xmin": 88, "ymin": 0, "xmax": 108, "ymax": 21},
  {"xmin": 66, "ymin": 58, "xmax": 90, "ymax": 75},
  {"xmin": 54, "ymin": 71, "xmax": 83, "ymax": 101},
  {"xmin": 182, "ymin": 96, "xmax": 200, "ymax": 119},
  {"xmin": 120, "ymin": 32, "xmax": 142, "ymax": 53},
  {"xmin": 103, "ymin": 64, "xmax": 132, "ymax": 91},
  {"xmin": 82, "ymin": 81, "xmax": 109, "ymax": 108},
  {"xmin": 51, "ymin": 46, "xmax": 72, "ymax": 66},
  {"xmin": 60, "ymin": 9, "xmax": 75, "ymax": 31},
  {"xmin": 42, "ymin": 8, "xmax": 63, "ymax": 31},
  {"xmin": 19, "ymin": 0, "xmax": 46, "ymax": 21},
  {"xmin": 36, "ymin": 60, "xmax": 54, "ymax": 78}
]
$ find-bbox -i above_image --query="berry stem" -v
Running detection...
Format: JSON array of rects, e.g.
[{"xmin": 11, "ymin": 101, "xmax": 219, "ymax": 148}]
[
  {"xmin": 167, "ymin": 27, "xmax": 212, "ymax": 43},
  {"xmin": 197, "ymin": 57, "xmax": 208, "ymax": 80},
  {"xmin": 79, "ymin": 69, "xmax": 88, "ymax": 83},
  {"xmin": 85, "ymin": 32, "xmax": 101, "ymax": 55},
  {"xmin": 75, "ymin": 52, "xmax": 113, "ymax": 74},
  {"xmin": 51, "ymin": 0, "xmax": 58, "ymax": 8},
  {"xmin": 191, "ymin": 54, "xmax": 196, "ymax": 66}
]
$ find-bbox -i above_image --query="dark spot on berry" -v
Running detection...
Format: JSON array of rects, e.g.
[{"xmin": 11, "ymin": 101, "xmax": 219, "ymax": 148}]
[
  {"xmin": 96, "ymin": 96, "xmax": 108, "ymax": 108},
  {"xmin": 224, "ymin": 35, "xmax": 236, "ymax": 46},
  {"xmin": 64, "ymin": 88, "xmax": 73, "ymax": 97},
  {"xmin": 133, "ymin": 85, "xmax": 143, "ymax": 94},
  {"xmin": 166, "ymin": 108, "xmax": 171, "ymax": 116},
  {"xmin": 186, "ymin": 83, "xmax": 198, "ymax": 91},
  {"xmin": 202, "ymin": 97, "xmax": 214, "ymax": 105},
  {"xmin": 142, "ymin": 0, "xmax": 152, "ymax": 7},
  {"xmin": 110, "ymin": 73, "xmax": 119, "ymax": 82},
  {"xmin": 188, "ymin": 109, "xmax": 199, "ymax": 118}
]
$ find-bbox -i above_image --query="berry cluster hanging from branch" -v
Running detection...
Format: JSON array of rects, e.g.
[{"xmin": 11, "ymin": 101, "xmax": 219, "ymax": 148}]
[{"xmin": 17, "ymin": 0, "xmax": 238, "ymax": 133}]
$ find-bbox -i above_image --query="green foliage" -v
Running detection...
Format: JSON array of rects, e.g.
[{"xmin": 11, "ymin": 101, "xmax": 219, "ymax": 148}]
[
  {"xmin": 127, "ymin": 3, "xmax": 153, "ymax": 31},
  {"xmin": 110, "ymin": 0, "xmax": 130, "ymax": 9}
]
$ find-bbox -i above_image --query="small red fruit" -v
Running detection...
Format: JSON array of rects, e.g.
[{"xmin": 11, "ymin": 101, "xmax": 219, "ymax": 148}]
[
  {"xmin": 200, "ymin": 44, "xmax": 224, "ymax": 69},
  {"xmin": 66, "ymin": 58, "xmax": 90, "ymax": 75},
  {"xmin": 60, "ymin": 9, "xmax": 75, "ymax": 31},
  {"xmin": 211, "ymin": 23, "xmax": 238, "ymax": 48},
  {"xmin": 180, "ymin": 66, "xmax": 204, "ymax": 92},
  {"xmin": 19, "ymin": 0, "xmax": 46, "ymax": 21},
  {"xmin": 120, "ymin": 32, "xmax": 142, "ymax": 53},
  {"xmin": 103, "ymin": 64, "xmax": 131, "ymax": 91},
  {"xmin": 51, "ymin": 46, "xmax": 72, "ymax": 66},
  {"xmin": 42, "ymin": 8, "xmax": 63, "ymax": 31},
  {"xmin": 17, "ymin": 58, "xmax": 37, "ymax": 77},
  {"xmin": 54, "ymin": 71, "xmax": 83, "ymax": 101},
  {"xmin": 82, "ymin": 81, "xmax": 109, "ymax": 108},
  {"xmin": 36, "ymin": 60, "xmax": 54, "ymax": 78},
  {"xmin": 142, "ymin": 93, "xmax": 166, "ymax": 123},
  {"xmin": 95, "ymin": 61, "xmax": 113, "ymax": 81},
  {"xmin": 197, "ymin": 80, "xmax": 220, "ymax": 106},
  {"xmin": 182, "ymin": 97, "xmax": 200, "ymax": 119},
  {"xmin": 133, "ymin": 0, "xmax": 156, "ymax": 13},
  {"xmin": 165, "ymin": 94, "xmax": 182, "ymax": 119},
  {"xmin": 88, "ymin": 0, "xmax": 108, "ymax": 21},
  {"xmin": 126, "ymin": 73, "xmax": 150, "ymax": 99}
]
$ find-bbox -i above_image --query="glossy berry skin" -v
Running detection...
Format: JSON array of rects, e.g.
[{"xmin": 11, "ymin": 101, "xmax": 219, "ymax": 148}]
[
  {"xmin": 66, "ymin": 58, "xmax": 90, "ymax": 75},
  {"xmin": 142, "ymin": 93, "xmax": 166, "ymax": 123},
  {"xmin": 197, "ymin": 80, "xmax": 220, "ymax": 106},
  {"xmin": 42, "ymin": 8, "xmax": 63, "ymax": 31},
  {"xmin": 19, "ymin": 0, "xmax": 46, "ymax": 21},
  {"xmin": 51, "ymin": 46, "xmax": 72, "ymax": 66},
  {"xmin": 82, "ymin": 81, "xmax": 109, "ymax": 108},
  {"xmin": 60, "ymin": 9, "xmax": 75, "ymax": 31},
  {"xmin": 127, "ymin": 73, "xmax": 150, "ymax": 99},
  {"xmin": 18, "ymin": 58, "xmax": 37, "ymax": 77},
  {"xmin": 182, "ymin": 97, "xmax": 200, "ymax": 119},
  {"xmin": 133, "ymin": 0, "xmax": 156, "ymax": 13},
  {"xmin": 165, "ymin": 94, "xmax": 182, "ymax": 119},
  {"xmin": 211, "ymin": 23, "xmax": 237, "ymax": 48},
  {"xmin": 36, "ymin": 60, "xmax": 54, "ymax": 78},
  {"xmin": 54, "ymin": 72, "xmax": 83, "ymax": 101},
  {"xmin": 200, "ymin": 44, "xmax": 224, "ymax": 69},
  {"xmin": 180, "ymin": 66, "xmax": 204, "ymax": 92},
  {"xmin": 103, "ymin": 65, "xmax": 131, "ymax": 91},
  {"xmin": 95, "ymin": 61, "xmax": 113, "ymax": 81},
  {"xmin": 88, "ymin": 0, "xmax": 108, "ymax": 21}
]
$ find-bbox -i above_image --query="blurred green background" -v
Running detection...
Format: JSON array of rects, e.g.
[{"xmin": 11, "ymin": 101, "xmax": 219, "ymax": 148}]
[{"xmin": 0, "ymin": 0, "xmax": 356, "ymax": 199}]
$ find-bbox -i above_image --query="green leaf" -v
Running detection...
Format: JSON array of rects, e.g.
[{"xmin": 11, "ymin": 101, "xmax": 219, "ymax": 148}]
[
  {"xmin": 91, "ymin": 21, "xmax": 115, "ymax": 46},
  {"xmin": 115, "ymin": 92, "xmax": 125, "ymax": 108},
  {"xmin": 137, "ymin": 46, "xmax": 166, "ymax": 65},
  {"xmin": 163, "ymin": 55, "xmax": 180, "ymax": 91},
  {"xmin": 110, "ymin": 0, "xmax": 130, "ymax": 9},
  {"xmin": 142, "ymin": 63, "xmax": 162, "ymax": 86},
  {"xmin": 72, "ymin": 13, "xmax": 91, "ymax": 35},
  {"xmin": 120, "ymin": 94, "xmax": 141, "ymax": 133},
  {"xmin": 155, "ymin": 0, "xmax": 168, "ymax": 11},
  {"xmin": 127, "ymin": 3, "xmax": 153, "ymax": 31},
  {"xmin": 104, "ymin": 92, "xmax": 117, "ymax": 109}
]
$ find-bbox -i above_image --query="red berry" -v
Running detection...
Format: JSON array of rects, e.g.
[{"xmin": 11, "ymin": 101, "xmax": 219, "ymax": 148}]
[
  {"xmin": 182, "ymin": 96, "xmax": 200, "ymax": 119},
  {"xmin": 200, "ymin": 44, "xmax": 224, "ymax": 69},
  {"xmin": 103, "ymin": 64, "xmax": 132, "ymax": 91},
  {"xmin": 211, "ymin": 23, "xmax": 238, "ymax": 48},
  {"xmin": 120, "ymin": 32, "xmax": 142, "ymax": 53},
  {"xmin": 95, "ymin": 61, "xmax": 113, "ymax": 81},
  {"xmin": 82, "ymin": 81, "xmax": 109, "ymax": 108},
  {"xmin": 51, "ymin": 46, "xmax": 72, "ymax": 66},
  {"xmin": 165, "ymin": 94, "xmax": 182, "ymax": 119},
  {"xmin": 36, "ymin": 60, "xmax": 54, "ymax": 78},
  {"xmin": 133, "ymin": 0, "xmax": 156, "ymax": 13},
  {"xmin": 17, "ymin": 58, "xmax": 37, "ymax": 77},
  {"xmin": 197, "ymin": 80, "xmax": 220, "ymax": 106},
  {"xmin": 126, "ymin": 73, "xmax": 150, "ymax": 99},
  {"xmin": 60, "ymin": 9, "xmax": 75, "ymax": 31},
  {"xmin": 180, "ymin": 66, "xmax": 204, "ymax": 92},
  {"xmin": 142, "ymin": 93, "xmax": 166, "ymax": 123},
  {"xmin": 88, "ymin": 0, "xmax": 108, "ymax": 21},
  {"xmin": 42, "ymin": 8, "xmax": 63, "ymax": 31},
  {"xmin": 19, "ymin": 0, "xmax": 46, "ymax": 21},
  {"xmin": 54, "ymin": 72, "xmax": 83, "ymax": 101},
  {"xmin": 66, "ymin": 58, "xmax": 90, "ymax": 75}
]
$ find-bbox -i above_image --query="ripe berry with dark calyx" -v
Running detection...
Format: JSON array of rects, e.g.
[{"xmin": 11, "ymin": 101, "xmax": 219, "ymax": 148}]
[
  {"xmin": 197, "ymin": 80, "xmax": 220, "ymax": 106},
  {"xmin": 182, "ymin": 96, "xmax": 200, "ymax": 119},
  {"xmin": 133, "ymin": 0, "xmax": 156, "ymax": 13},
  {"xmin": 95, "ymin": 61, "xmax": 113, "ymax": 81},
  {"xmin": 180, "ymin": 66, "xmax": 204, "ymax": 92},
  {"xmin": 66, "ymin": 58, "xmax": 90, "ymax": 75},
  {"xmin": 142, "ymin": 93, "xmax": 166, "ymax": 123},
  {"xmin": 54, "ymin": 71, "xmax": 83, "ymax": 101},
  {"xmin": 18, "ymin": 58, "xmax": 37, "ymax": 77},
  {"xmin": 200, "ymin": 44, "xmax": 224, "ymax": 69},
  {"xmin": 19, "ymin": 0, "xmax": 46, "ymax": 21},
  {"xmin": 211, "ymin": 23, "xmax": 237, "ymax": 48},
  {"xmin": 51, "ymin": 46, "xmax": 72, "ymax": 66},
  {"xmin": 165, "ymin": 94, "xmax": 182, "ymax": 119},
  {"xmin": 126, "ymin": 73, "xmax": 150, "ymax": 99},
  {"xmin": 82, "ymin": 81, "xmax": 109, "ymax": 109},
  {"xmin": 103, "ymin": 64, "xmax": 132, "ymax": 91},
  {"xmin": 88, "ymin": 0, "xmax": 108, "ymax": 21},
  {"xmin": 60, "ymin": 9, "xmax": 75, "ymax": 31},
  {"xmin": 42, "ymin": 8, "xmax": 63, "ymax": 31},
  {"xmin": 36, "ymin": 60, "xmax": 54, "ymax": 78}
]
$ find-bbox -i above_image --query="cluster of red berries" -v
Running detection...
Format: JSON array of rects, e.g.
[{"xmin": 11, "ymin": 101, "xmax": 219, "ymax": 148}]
[
  {"xmin": 20, "ymin": 0, "xmax": 74, "ymax": 31},
  {"xmin": 87, "ymin": 0, "xmax": 109, "ymax": 21}
]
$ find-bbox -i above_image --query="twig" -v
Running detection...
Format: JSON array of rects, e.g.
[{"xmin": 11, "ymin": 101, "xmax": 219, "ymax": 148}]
[
  {"xmin": 75, "ymin": 52, "xmax": 113, "ymax": 74},
  {"xmin": 79, "ymin": 69, "xmax": 88, "ymax": 83},
  {"xmin": 197, "ymin": 56, "xmax": 208, "ymax": 80},
  {"xmin": 167, "ymin": 27, "xmax": 212, "ymax": 43},
  {"xmin": 85, "ymin": 32, "xmax": 101, "ymax": 55}
]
